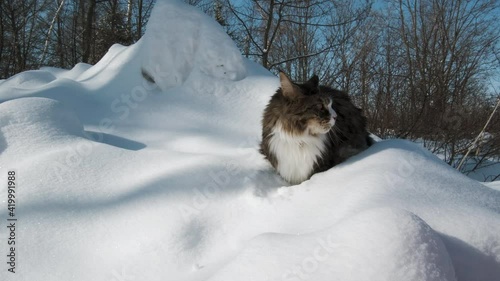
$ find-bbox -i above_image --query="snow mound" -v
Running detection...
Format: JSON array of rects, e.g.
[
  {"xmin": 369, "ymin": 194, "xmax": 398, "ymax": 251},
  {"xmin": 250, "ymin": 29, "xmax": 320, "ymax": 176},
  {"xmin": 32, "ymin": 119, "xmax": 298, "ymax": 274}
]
[
  {"xmin": 211, "ymin": 208, "xmax": 456, "ymax": 281},
  {"xmin": 77, "ymin": 44, "xmax": 132, "ymax": 83},
  {"xmin": 0, "ymin": 97, "xmax": 84, "ymax": 163},
  {"xmin": 0, "ymin": 97, "xmax": 83, "ymax": 139},
  {"xmin": 1, "ymin": 70, "xmax": 56, "ymax": 89},
  {"xmin": 140, "ymin": 0, "xmax": 246, "ymax": 91},
  {"xmin": 41, "ymin": 63, "xmax": 93, "ymax": 80}
]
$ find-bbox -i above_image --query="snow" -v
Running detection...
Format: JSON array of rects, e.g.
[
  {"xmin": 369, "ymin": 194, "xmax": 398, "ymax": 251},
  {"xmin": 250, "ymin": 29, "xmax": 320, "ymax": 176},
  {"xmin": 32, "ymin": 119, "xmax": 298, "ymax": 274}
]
[
  {"xmin": 485, "ymin": 180, "xmax": 500, "ymax": 191},
  {"xmin": 0, "ymin": 0, "xmax": 499, "ymax": 280},
  {"xmin": 209, "ymin": 208, "xmax": 458, "ymax": 281},
  {"xmin": 464, "ymin": 158, "xmax": 500, "ymax": 182},
  {"xmin": 140, "ymin": 0, "xmax": 246, "ymax": 91}
]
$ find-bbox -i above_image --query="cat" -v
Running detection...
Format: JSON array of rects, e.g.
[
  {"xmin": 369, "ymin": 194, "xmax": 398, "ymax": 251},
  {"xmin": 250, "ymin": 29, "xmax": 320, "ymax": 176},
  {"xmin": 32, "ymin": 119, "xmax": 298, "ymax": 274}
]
[{"xmin": 260, "ymin": 72, "xmax": 372, "ymax": 184}]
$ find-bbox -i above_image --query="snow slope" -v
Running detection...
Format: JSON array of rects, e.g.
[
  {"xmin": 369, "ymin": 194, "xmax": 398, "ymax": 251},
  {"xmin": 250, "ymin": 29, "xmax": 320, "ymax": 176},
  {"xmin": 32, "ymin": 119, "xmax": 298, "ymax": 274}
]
[{"xmin": 0, "ymin": 0, "xmax": 499, "ymax": 280}]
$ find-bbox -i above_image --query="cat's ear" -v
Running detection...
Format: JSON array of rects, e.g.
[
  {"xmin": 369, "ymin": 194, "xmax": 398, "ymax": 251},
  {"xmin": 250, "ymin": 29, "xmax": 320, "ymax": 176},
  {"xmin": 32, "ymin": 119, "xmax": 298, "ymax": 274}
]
[
  {"xmin": 279, "ymin": 72, "xmax": 301, "ymax": 99},
  {"xmin": 306, "ymin": 74, "xmax": 320, "ymax": 93},
  {"xmin": 307, "ymin": 75, "xmax": 319, "ymax": 87}
]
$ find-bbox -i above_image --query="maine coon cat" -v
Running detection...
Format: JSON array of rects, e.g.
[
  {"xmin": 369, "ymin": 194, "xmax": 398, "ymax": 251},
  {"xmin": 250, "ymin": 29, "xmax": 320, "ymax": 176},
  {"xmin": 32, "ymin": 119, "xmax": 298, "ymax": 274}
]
[{"xmin": 260, "ymin": 72, "xmax": 372, "ymax": 184}]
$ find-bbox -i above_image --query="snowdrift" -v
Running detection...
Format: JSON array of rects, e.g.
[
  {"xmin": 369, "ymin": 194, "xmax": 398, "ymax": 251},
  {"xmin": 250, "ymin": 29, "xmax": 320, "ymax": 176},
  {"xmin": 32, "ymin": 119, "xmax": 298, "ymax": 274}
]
[
  {"xmin": 140, "ymin": 0, "xmax": 246, "ymax": 91},
  {"xmin": 0, "ymin": 0, "xmax": 499, "ymax": 280}
]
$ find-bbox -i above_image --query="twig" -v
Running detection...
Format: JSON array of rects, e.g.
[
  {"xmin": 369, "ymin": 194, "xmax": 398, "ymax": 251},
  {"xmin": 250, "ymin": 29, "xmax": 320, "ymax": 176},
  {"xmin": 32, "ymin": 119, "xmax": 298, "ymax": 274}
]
[{"xmin": 456, "ymin": 95, "xmax": 500, "ymax": 171}]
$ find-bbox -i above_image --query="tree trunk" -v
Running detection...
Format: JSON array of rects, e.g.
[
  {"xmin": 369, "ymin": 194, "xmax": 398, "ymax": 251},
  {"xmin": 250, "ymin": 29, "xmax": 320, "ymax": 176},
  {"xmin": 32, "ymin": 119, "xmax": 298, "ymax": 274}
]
[
  {"xmin": 56, "ymin": 3, "xmax": 64, "ymax": 67},
  {"xmin": 261, "ymin": 0, "xmax": 275, "ymax": 69},
  {"xmin": 137, "ymin": 0, "xmax": 143, "ymax": 40},
  {"xmin": 127, "ymin": 0, "xmax": 133, "ymax": 41},
  {"xmin": 82, "ymin": 0, "xmax": 96, "ymax": 63},
  {"xmin": 40, "ymin": 0, "xmax": 65, "ymax": 67}
]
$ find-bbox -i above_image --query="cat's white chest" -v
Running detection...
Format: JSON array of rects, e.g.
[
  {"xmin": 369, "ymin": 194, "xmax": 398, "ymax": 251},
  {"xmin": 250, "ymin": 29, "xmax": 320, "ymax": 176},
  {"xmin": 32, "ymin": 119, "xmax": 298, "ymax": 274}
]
[{"xmin": 268, "ymin": 124, "xmax": 327, "ymax": 184}]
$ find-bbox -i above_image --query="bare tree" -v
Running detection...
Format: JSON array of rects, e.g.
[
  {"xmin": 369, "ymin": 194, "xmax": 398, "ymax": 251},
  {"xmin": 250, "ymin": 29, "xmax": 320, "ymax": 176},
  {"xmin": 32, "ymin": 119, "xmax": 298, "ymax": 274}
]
[
  {"xmin": 225, "ymin": 0, "xmax": 286, "ymax": 69},
  {"xmin": 40, "ymin": 0, "xmax": 66, "ymax": 66}
]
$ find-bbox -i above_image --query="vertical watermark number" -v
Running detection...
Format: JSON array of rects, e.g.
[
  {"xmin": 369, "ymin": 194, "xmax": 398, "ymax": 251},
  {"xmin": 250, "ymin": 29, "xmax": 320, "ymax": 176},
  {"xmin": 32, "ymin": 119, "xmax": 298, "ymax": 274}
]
[{"xmin": 6, "ymin": 170, "xmax": 17, "ymax": 273}]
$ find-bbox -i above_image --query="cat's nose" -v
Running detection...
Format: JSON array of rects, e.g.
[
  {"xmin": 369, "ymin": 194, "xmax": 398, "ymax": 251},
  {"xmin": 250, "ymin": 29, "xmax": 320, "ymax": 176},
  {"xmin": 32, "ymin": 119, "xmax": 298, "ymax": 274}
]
[
  {"xmin": 329, "ymin": 118, "xmax": 336, "ymax": 127},
  {"xmin": 330, "ymin": 109, "xmax": 337, "ymax": 119}
]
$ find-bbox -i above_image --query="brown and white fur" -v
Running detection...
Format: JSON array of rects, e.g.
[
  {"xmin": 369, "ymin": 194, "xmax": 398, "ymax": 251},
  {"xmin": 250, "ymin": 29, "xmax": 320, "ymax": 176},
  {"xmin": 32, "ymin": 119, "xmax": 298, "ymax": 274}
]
[{"xmin": 260, "ymin": 72, "xmax": 372, "ymax": 184}]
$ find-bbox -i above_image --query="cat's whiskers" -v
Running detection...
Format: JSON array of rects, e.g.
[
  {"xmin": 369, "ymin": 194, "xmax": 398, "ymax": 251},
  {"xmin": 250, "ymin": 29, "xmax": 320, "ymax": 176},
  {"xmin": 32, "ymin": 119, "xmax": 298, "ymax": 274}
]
[
  {"xmin": 334, "ymin": 124, "xmax": 348, "ymax": 139},
  {"xmin": 329, "ymin": 129, "xmax": 340, "ymax": 146},
  {"xmin": 327, "ymin": 131, "xmax": 337, "ymax": 146}
]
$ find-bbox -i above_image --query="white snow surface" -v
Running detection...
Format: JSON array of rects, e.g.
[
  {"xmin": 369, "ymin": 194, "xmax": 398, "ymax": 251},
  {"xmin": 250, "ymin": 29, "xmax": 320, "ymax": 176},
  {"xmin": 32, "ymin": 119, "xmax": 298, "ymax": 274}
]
[
  {"xmin": 0, "ymin": 1, "xmax": 499, "ymax": 280},
  {"xmin": 140, "ymin": 0, "xmax": 246, "ymax": 91}
]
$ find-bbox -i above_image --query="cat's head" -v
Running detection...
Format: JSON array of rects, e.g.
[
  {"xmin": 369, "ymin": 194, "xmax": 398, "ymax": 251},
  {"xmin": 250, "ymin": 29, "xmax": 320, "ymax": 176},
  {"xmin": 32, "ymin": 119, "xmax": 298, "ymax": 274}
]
[{"xmin": 271, "ymin": 72, "xmax": 337, "ymax": 136}]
